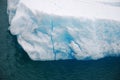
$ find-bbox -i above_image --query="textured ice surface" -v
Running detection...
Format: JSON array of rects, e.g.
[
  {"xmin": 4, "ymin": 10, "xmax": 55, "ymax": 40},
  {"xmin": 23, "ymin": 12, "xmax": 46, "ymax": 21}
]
[{"xmin": 8, "ymin": 0, "xmax": 120, "ymax": 60}]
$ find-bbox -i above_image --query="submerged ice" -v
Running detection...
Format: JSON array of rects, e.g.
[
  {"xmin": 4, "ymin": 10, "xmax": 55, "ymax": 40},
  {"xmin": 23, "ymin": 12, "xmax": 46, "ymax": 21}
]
[{"xmin": 7, "ymin": 0, "xmax": 120, "ymax": 60}]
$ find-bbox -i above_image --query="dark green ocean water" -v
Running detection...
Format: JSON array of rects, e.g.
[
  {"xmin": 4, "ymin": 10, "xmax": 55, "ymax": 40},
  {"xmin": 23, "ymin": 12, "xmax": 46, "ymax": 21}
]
[{"xmin": 0, "ymin": 0, "xmax": 120, "ymax": 80}]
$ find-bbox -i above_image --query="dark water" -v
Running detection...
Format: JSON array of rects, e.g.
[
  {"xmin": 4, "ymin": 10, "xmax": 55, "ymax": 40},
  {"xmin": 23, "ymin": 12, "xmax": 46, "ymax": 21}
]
[{"xmin": 0, "ymin": 0, "xmax": 120, "ymax": 80}]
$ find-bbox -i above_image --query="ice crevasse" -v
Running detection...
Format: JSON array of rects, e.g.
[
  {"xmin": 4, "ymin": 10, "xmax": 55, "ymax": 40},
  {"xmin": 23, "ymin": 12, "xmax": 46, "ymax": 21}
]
[{"xmin": 7, "ymin": 0, "xmax": 120, "ymax": 60}]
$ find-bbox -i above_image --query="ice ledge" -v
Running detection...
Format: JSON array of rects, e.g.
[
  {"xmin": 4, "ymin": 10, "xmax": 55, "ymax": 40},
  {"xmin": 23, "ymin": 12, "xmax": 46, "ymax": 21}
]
[{"xmin": 21, "ymin": 0, "xmax": 120, "ymax": 21}]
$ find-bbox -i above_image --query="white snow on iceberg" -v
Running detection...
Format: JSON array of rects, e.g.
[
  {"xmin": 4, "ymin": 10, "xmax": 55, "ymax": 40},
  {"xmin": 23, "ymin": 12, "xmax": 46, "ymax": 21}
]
[{"xmin": 7, "ymin": 0, "xmax": 120, "ymax": 60}]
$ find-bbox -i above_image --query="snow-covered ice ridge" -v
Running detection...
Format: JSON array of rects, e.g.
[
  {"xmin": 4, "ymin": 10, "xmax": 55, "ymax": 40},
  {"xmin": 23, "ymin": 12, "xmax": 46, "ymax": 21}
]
[{"xmin": 7, "ymin": 0, "xmax": 120, "ymax": 60}]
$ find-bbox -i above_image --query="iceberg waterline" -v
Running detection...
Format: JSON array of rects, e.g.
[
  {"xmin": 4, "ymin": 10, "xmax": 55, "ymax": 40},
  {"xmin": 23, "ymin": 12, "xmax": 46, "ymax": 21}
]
[{"xmin": 8, "ymin": 0, "xmax": 120, "ymax": 60}]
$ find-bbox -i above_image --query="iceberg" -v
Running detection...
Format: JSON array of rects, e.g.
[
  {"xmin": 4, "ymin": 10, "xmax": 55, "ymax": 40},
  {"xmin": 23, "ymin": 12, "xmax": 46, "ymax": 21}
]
[{"xmin": 7, "ymin": 0, "xmax": 120, "ymax": 60}]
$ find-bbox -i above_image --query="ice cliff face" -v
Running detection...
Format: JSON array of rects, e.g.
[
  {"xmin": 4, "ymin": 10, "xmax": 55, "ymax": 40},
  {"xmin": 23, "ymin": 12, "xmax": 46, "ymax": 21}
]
[{"xmin": 7, "ymin": 0, "xmax": 120, "ymax": 60}]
